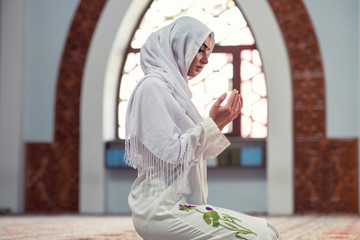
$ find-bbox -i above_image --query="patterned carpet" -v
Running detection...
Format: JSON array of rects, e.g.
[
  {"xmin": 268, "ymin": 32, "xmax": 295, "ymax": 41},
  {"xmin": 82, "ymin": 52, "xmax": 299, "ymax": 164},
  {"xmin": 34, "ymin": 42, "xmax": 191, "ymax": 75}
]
[{"xmin": 0, "ymin": 214, "xmax": 359, "ymax": 240}]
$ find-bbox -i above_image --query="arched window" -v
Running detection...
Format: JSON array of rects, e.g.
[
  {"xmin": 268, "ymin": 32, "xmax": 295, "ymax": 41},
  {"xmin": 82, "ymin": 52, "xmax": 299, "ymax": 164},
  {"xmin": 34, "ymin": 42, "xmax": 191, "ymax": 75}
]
[{"xmin": 112, "ymin": 0, "xmax": 268, "ymax": 168}]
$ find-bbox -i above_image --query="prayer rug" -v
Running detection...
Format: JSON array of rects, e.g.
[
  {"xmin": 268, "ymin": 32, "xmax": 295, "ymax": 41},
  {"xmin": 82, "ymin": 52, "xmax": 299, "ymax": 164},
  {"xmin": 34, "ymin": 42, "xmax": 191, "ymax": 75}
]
[{"xmin": 0, "ymin": 214, "xmax": 359, "ymax": 239}]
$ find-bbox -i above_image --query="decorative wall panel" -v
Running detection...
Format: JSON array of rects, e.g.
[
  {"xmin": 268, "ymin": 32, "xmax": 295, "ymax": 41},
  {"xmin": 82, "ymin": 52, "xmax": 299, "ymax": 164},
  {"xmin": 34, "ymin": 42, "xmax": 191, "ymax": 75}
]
[
  {"xmin": 25, "ymin": 0, "xmax": 107, "ymax": 213},
  {"xmin": 268, "ymin": 0, "xmax": 358, "ymax": 213}
]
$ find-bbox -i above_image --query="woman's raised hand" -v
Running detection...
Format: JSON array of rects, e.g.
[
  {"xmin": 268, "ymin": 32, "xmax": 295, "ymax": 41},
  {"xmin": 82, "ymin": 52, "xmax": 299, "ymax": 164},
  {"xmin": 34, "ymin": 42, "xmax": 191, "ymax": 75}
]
[{"xmin": 209, "ymin": 89, "xmax": 243, "ymax": 131}]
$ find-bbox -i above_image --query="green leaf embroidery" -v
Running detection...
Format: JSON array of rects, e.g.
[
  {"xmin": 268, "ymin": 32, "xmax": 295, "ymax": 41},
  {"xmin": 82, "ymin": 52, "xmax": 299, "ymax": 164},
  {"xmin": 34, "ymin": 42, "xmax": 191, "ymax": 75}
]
[
  {"xmin": 179, "ymin": 204, "xmax": 257, "ymax": 239},
  {"xmin": 203, "ymin": 211, "xmax": 220, "ymax": 227}
]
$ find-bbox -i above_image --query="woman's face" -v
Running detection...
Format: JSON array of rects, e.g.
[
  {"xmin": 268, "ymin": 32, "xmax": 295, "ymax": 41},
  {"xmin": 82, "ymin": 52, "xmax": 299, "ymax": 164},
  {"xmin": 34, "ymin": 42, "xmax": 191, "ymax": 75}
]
[{"xmin": 187, "ymin": 36, "xmax": 211, "ymax": 78}]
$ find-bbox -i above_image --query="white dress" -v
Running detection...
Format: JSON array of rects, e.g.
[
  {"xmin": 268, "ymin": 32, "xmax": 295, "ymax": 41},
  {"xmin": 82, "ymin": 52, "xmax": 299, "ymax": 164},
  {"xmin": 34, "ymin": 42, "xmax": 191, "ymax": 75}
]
[{"xmin": 128, "ymin": 117, "xmax": 280, "ymax": 240}]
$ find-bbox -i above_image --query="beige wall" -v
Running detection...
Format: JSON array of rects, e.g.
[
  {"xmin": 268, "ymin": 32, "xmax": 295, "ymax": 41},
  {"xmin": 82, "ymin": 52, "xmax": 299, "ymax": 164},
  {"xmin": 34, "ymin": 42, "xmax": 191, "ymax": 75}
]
[{"xmin": 0, "ymin": 0, "xmax": 26, "ymax": 213}]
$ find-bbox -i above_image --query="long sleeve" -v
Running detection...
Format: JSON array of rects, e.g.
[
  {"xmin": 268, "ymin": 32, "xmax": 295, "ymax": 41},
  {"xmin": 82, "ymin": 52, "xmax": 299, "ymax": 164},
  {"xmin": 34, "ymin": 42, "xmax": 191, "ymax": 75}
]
[{"xmin": 180, "ymin": 117, "xmax": 230, "ymax": 167}]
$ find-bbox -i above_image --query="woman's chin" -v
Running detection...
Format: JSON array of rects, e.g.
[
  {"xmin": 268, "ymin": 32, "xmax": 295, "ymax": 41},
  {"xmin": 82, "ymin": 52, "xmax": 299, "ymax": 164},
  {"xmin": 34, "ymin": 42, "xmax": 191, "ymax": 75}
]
[{"xmin": 188, "ymin": 72, "xmax": 200, "ymax": 78}]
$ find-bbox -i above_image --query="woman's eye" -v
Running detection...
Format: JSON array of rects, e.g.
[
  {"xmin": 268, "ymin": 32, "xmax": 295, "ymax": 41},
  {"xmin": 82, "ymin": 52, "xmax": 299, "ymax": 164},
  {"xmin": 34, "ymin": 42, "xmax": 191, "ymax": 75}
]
[{"xmin": 198, "ymin": 48, "xmax": 204, "ymax": 53}]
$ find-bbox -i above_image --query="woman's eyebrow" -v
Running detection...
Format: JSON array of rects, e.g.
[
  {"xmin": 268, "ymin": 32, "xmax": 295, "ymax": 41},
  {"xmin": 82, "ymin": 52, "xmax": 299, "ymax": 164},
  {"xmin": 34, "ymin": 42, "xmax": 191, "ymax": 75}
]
[{"xmin": 202, "ymin": 43, "xmax": 210, "ymax": 50}]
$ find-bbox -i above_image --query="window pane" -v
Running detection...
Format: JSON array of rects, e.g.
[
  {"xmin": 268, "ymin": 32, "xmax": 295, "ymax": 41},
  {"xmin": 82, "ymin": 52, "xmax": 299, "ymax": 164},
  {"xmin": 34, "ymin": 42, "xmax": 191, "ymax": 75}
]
[
  {"xmin": 240, "ymin": 49, "xmax": 268, "ymax": 138},
  {"xmin": 123, "ymin": 53, "xmax": 136, "ymax": 73},
  {"xmin": 251, "ymin": 122, "xmax": 267, "ymax": 138},
  {"xmin": 118, "ymin": 101, "xmax": 128, "ymax": 127},
  {"xmin": 208, "ymin": 17, "xmax": 231, "ymax": 44},
  {"xmin": 252, "ymin": 73, "xmax": 267, "ymax": 97},
  {"xmin": 241, "ymin": 61, "xmax": 261, "ymax": 81},
  {"xmin": 241, "ymin": 50, "xmax": 252, "ymax": 61},
  {"xmin": 252, "ymin": 49, "xmax": 262, "ymax": 67},
  {"xmin": 241, "ymin": 115, "xmax": 252, "ymax": 138},
  {"xmin": 207, "ymin": 53, "xmax": 232, "ymax": 70},
  {"xmin": 118, "ymin": 102, "xmax": 128, "ymax": 139},
  {"xmin": 252, "ymin": 99, "xmax": 268, "ymax": 125},
  {"xmin": 203, "ymin": 0, "xmax": 229, "ymax": 16},
  {"xmin": 236, "ymin": 27, "xmax": 255, "ymax": 45},
  {"xmin": 132, "ymin": 28, "xmax": 153, "ymax": 49},
  {"xmin": 128, "ymin": 66, "xmax": 144, "ymax": 80},
  {"xmin": 241, "ymin": 81, "xmax": 260, "ymax": 116},
  {"xmin": 219, "ymin": 6, "xmax": 247, "ymax": 29},
  {"xmin": 142, "ymin": 8, "xmax": 165, "ymax": 29},
  {"xmin": 219, "ymin": 63, "xmax": 233, "ymax": 79},
  {"xmin": 119, "ymin": 75, "xmax": 137, "ymax": 100},
  {"xmin": 118, "ymin": 126, "xmax": 125, "ymax": 139},
  {"xmin": 187, "ymin": 6, "xmax": 213, "ymax": 23},
  {"xmin": 157, "ymin": 0, "xmax": 182, "ymax": 17},
  {"xmin": 205, "ymin": 72, "xmax": 230, "ymax": 97}
]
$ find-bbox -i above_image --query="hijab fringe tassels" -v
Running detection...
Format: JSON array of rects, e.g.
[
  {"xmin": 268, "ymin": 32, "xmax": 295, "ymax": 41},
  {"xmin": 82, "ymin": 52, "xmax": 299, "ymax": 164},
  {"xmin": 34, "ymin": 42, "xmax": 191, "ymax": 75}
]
[{"xmin": 125, "ymin": 134, "xmax": 194, "ymax": 193}]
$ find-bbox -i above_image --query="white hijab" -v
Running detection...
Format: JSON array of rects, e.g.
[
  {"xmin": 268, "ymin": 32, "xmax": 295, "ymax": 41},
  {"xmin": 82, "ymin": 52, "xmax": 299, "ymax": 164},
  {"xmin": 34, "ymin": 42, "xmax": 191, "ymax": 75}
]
[{"xmin": 125, "ymin": 17, "xmax": 214, "ymax": 187}]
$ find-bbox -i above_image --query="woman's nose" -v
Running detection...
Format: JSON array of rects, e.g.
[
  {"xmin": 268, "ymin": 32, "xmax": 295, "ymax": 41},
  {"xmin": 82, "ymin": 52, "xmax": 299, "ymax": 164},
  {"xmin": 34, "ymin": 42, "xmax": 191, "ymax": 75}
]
[{"xmin": 201, "ymin": 54, "xmax": 208, "ymax": 64}]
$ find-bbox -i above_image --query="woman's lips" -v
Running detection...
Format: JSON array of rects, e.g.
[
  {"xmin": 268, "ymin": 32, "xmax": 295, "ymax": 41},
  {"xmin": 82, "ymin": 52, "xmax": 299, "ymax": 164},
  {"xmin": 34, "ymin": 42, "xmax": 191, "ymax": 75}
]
[{"xmin": 196, "ymin": 66, "xmax": 203, "ymax": 71}]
